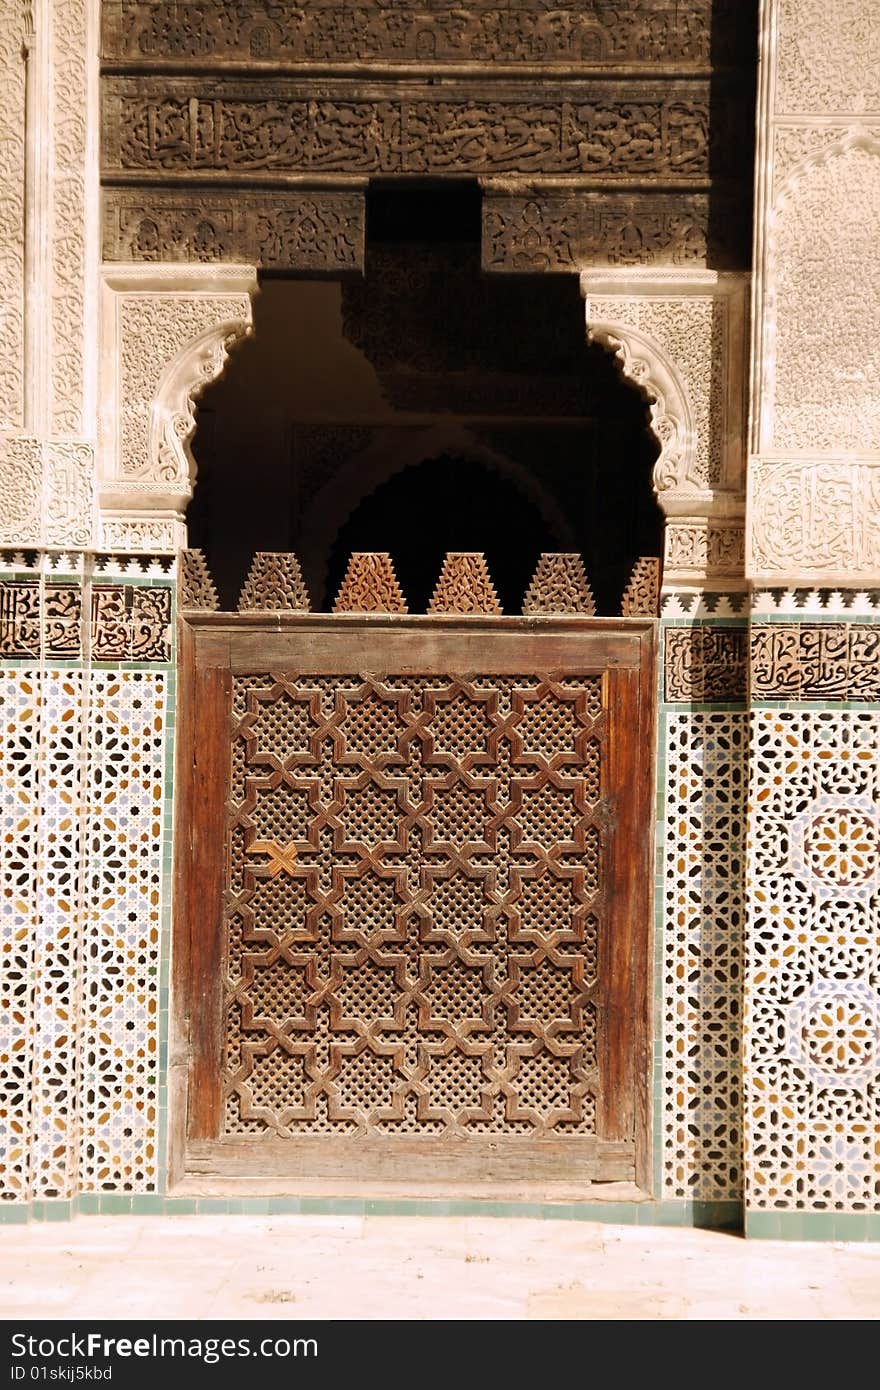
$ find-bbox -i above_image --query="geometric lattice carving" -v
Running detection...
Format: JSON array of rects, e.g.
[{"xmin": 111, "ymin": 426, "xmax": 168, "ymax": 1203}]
[
  {"xmin": 238, "ymin": 553, "xmax": 311, "ymax": 613},
  {"xmin": 621, "ymin": 557, "xmax": 662, "ymax": 617},
  {"xmin": 333, "ymin": 553, "xmax": 407, "ymax": 615},
  {"xmin": 523, "ymin": 554, "xmax": 596, "ymax": 616},
  {"xmin": 428, "ymin": 554, "xmax": 502, "ymax": 616},
  {"xmin": 748, "ymin": 710, "xmax": 880, "ymax": 1211},
  {"xmin": 179, "ymin": 548, "xmax": 219, "ymax": 611},
  {"xmin": 663, "ymin": 710, "xmax": 746, "ymax": 1201},
  {"xmin": 223, "ymin": 672, "xmax": 606, "ymax": 1138}
]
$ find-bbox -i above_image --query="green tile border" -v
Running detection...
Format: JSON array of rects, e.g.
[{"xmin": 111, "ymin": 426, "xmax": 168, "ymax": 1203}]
[
  {"xmin": 746, "ymin": 1210, "xmax": 880, "ymax": 1242},
  {"xmin": 0, "ymin": 1195, "xmax": 745, "ymax": 1229}
]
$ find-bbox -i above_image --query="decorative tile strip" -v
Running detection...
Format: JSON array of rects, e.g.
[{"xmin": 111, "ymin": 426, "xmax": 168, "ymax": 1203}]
[
  {"xmin": 179, "ymin": 549, "xmax": 219, "ymax": 611},
  {"xmin": 333, "ymin": 553, "xmax": 407, "ymax": 614},
  {"xmin": 523, "ymin": 553, "xmax": 596, "ymax": 616},
  {"xmin": 428, "ymin": 553, "xmax": 502, "ymax": 616},
  {"xmin": 44, "ymin": 586, "xmax": 82, "ymax": 660},
  {"xmin": 238, "ymin": 552, "xmax": 311, "ymax": 613},
  {"xmin": 664, "ymin": 626, "xmax": 747, "ymax": 703},
  {"xmin": 750, "ymin": 623, "xmax": 880, "ymax": 701},
  {"xmin": 751, "ymin": 587, "xmax": 880, "ymax": 617},
  {"xmin": 621, "ymin": 556, "xmax": 661, "ymax": 617},
  {"xmin": 90, "ymin": 585, "xmax": 172, "ymax": 663},
  {"xmin": 0, "ymin": 581, "xmax": 41, "ymax": 658},
  {"xmin": 660, "ymin": 590, "xmax": 749, "ymax": 619}
]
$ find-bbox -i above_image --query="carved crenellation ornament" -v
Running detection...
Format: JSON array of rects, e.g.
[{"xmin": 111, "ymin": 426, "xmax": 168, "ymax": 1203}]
[
  {"xmin": 523, "ymin": 553, "xmax": 596, "ymax": 616},
  {"xmin": 179, "ymin": 548, "xmax": 219, "ymax": 611},
  {"xmin": 98, "ymin": 265, "xmax": 257, "ymax": 544},
  {"xmin": 428, "ymin": 554, "xmax": 502, "ymax": 616},
  {"xmin": 334, "ymin": 553, "xmax": 408, "ymax": 615},
  {"xmin": 621, "ymin": 556, "xmax": 662, "ymax": 617},
  {"xmin": 238, "ymin": 552, "xmax": 311, "ymax": 612}
]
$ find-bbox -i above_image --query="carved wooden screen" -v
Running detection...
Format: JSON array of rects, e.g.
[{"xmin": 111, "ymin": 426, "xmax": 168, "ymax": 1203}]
[{"xmin": 176, "ymin": 618, "xmax": 654, "ymax": 1193}]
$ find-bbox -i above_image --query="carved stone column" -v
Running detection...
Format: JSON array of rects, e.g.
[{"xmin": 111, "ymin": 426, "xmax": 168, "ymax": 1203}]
[
  {"xmin": 97, "ymin": 264, "xmax": 256, "ymax": 551},
  {"xmin": 744, "ymin": 0, "xmax": 880, "ymax": 1238}
]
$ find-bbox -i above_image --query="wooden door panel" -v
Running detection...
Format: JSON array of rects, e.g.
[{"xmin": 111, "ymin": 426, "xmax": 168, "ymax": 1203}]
[{"xmin": 176, "ymin": 618, "xmax": 655, "ymax": 1193}]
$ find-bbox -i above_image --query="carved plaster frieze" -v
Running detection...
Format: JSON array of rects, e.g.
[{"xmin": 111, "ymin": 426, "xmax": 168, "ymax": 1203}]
[
  {"xmin": 763, "ymin": 135, "xmax": 880, "ymax": 457},
  {"xmin": 99, "ymin": 513, "xmax": 187, "ymax": 554},
  {"xmin": 99, "ymin": 266, "xmax": 257, "ymax": 534},
  {"xmin": 663, "ymin": 519, "xmax": 746, "ymax": 584},
  {"xmin": 49, "ymin": 0, "xmax": 90, "ymax": 437},
  {"xmin": 747, "ymin": 458, "xmax": 880, "ymax": 584},
  {"xmin": 0, "ymin": 435, "xmax": 42, "ymax": 545},
  {"xmin": 581, "ymin": 269, "xmax": 748, "ymax": 510},
  {"xmin": 0, "ymin": 4, "xmax": 26, "ymax": 431},
  {"xmin": 775, "ymin": 0, "xmax": 880, "ymax": 116}
]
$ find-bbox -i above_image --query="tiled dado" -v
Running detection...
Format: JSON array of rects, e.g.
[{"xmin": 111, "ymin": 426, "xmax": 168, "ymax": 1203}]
[
  {"xmin": 0, "ymin": 559, "xmax": 175, "ymax": 1208},
  {"xmin": 659, "ymin": 602, "xmax": 748, "ymax": 1207},
  {"xmin": 747, "ymin": 708, "xmax": 880, "ymax": 1214},
  {"xmin": 0, "ymin": 578, "xmax": 171, "ymax": 663}
]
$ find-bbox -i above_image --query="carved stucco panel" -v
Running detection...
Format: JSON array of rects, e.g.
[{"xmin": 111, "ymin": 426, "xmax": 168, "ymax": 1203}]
[
  {"xmin": 776, "ymin": 0, "xmax": 880, "ymax": 116},
  {"xmin": 113, "ymin": 287, "xmax": 254, "ymax": 486},
  {"xmin": 99, "ymin": 514, "xmax": 186, "ymax": 553},
  {"xmin": 769, "ymin": 141, "xmax": 880, "ymax": 455},
  {"xmin": 49, "ymin": 0, "xmax": 89, "ymax": 437},
  {"xmin": 44, "ymin": 441, "xmax": 94, "ymax": 549},
  {"xmin": 747, "ymin": 460, "xmax": 880, "ymax": 581},
  {"xmin": 583, "ymin": 273, "xmax": 746, "ymax": 504},
  {"xmin": 0, "ymin": 436, "xmax": 42, "ymax": 546},
  {"xmin": 664, "ymin": 520, "xmax": 746, "ymax": 580},
  {"xmin": 0, "ymin": 6, "xmax": 26, "ymax": 431}
]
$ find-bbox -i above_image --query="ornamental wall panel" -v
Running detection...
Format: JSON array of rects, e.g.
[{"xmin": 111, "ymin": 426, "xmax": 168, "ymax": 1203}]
[
  {"xmin": 0, "ymin": 6, "xmax": 27, "ymax": 432},
  {"xmin": 747, "ymin": 704, "xmax": 880, "ymax": 1213}
]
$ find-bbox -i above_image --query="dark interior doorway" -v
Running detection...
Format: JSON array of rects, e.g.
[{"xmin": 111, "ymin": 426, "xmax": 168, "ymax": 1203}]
[{"xmin": 188, "ymin": 180, "xmax": 662, "ymax": 613}]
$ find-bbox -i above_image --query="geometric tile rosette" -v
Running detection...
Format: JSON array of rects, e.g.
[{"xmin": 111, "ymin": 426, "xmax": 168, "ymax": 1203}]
[
  {"xmin": 747, "ymin": 711, "xmax": 880, "ymax": 1212},
  {"xmin": 80, "ymin": 671, "xmax": 168, "ymax": 1193},
  {"xmin": 663, "ymin": 712, "xmax": 747, "ymax": 1202}
]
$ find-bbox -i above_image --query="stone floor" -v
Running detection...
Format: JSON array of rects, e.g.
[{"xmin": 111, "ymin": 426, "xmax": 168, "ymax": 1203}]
[{"xmin": 0, "ymin": 1215, "xmax": 878, "ymax": 1320}]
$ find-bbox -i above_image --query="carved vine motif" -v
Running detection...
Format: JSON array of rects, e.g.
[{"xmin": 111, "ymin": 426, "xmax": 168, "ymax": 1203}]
[
  {"xmin": 107, "ymin": 89, "xmax": 714, "ymax": 179},
  {"xmin": 179, "ymin": 548, "xmax": 219, "ymax": 610},
  {"xmin": 103, "ymin": 191, "xmax": 365, "ymax": 270},
  {"xmin": 621, "ymin": 556, "xmax": 661, "ymax": 616},
  {"xmin": 523, "ymin": 554, "xmax": 596, "ymax": 616},
  {"xmin": 223, "ymin": 670, "xmax": 607, "ymax": 1137},
  {"xmin": 776, "ymin": 0, "xmax": 880, "ymax": 117},
  {"xmin": 238, "ymin": 552, "xmax": 311, "ymax": 612},
  {"xmin": 105, "ymin": 3, "xmax": 723, "ymax": 67},
  {"xmin": 333, "ymin": 553, "xmax": 408, "ymax": 614},
  {"xmin": 428, "ymin": 554, "xmax": 502, "ymax": 616}
]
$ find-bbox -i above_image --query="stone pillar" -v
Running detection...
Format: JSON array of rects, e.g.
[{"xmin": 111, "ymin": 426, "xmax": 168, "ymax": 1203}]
[
  {"xmin": 584, "ymin": 269, "xmax": 750, "ymax": 1221},
  {"xmin": 744, "ymin": 0, "xmax": 880, "ymax": 1237}
]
